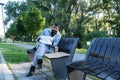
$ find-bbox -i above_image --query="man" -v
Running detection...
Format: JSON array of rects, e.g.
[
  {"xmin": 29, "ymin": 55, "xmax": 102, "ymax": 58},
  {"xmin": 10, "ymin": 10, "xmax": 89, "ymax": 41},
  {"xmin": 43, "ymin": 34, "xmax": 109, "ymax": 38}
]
[{"xmin": 26, "ymin": 23, "xmax": 61, "ymax": 77}]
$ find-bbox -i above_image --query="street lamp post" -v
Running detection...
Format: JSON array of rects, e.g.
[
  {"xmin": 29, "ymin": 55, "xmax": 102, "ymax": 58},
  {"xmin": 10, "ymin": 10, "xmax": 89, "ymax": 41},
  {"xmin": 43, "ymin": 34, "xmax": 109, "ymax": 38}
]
[{"xmin": 0, "ymin": 3, "xmax": 6, "ymax": 42}]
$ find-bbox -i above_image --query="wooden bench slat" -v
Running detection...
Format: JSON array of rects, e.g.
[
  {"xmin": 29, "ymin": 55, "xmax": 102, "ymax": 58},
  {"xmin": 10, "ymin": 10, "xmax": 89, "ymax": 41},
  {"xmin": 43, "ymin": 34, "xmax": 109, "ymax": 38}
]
[{"xmin": 44, "ymin": 52, "xmax": 70, "ymax": 59}]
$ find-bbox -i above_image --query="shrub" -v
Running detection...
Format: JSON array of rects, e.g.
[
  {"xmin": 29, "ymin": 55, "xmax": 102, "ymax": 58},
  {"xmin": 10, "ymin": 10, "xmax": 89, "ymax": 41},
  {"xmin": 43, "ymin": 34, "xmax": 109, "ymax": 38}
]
[{"xmin": 84, "ymin": 30, "xmax": 109, "ymax": 41}]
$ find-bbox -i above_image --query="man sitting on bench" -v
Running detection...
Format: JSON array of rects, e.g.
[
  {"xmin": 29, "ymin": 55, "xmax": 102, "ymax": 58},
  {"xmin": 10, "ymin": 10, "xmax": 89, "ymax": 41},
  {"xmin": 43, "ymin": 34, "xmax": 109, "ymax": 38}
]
[{"xmin": 26, "ymin": 22, "xmax": 61, "ymax": 77}]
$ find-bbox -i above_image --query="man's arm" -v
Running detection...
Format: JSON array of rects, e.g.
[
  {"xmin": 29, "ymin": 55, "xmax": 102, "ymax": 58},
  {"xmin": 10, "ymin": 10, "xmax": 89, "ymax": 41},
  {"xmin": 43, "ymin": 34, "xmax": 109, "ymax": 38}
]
[
  {"xmin": 36, "ymin": 29, "xmax": 46, "ymax": 42},
  {"xmin": 52, "ymin": 32, "xmax": 61, "ymax": 46}
]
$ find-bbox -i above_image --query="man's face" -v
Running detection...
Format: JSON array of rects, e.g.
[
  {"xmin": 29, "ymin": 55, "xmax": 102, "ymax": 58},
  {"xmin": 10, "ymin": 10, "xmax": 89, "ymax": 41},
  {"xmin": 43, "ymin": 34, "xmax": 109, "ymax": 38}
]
[{"xmin": 51, "ymin": 26, "xmax": 59, "ymax": 35}]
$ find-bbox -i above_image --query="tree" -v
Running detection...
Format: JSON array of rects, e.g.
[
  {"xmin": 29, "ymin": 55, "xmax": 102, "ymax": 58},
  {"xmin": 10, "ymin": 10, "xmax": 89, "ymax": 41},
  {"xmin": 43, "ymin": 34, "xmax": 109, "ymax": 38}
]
[
  {"xmin": 5, "ymin": 22, "xmax": 17, "ymax": 43},
  {"xmin": 4, "ymin": 1, "xmax": 28, "ymax": 25},
  {"xmin": 15, "ymin": 14, "xmax": 27, "ymax": 41},
  {"xmin": 4, "ymin": 2, "xmax": 45, "ymax": 41},
  {"xmin": 5, "ymin": 0, "xmax": 120, "ymax": 47},
  {"xmin": 4, "ymin": 1, "xmax": 28, "ymax": 41},
  {"xmin": 27, "ymin": 0, "xmax": 83, "ymax": 36},
  {"xmin": 23, "ymin": 4, "xmax": 45, "ymax": 41}
]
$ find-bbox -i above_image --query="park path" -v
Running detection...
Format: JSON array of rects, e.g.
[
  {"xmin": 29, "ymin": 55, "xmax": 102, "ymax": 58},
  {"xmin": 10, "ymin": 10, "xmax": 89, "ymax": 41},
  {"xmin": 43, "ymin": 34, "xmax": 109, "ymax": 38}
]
[{"xmin": 0, "ymin": 51, "xmax": 14, "ymax": 80}]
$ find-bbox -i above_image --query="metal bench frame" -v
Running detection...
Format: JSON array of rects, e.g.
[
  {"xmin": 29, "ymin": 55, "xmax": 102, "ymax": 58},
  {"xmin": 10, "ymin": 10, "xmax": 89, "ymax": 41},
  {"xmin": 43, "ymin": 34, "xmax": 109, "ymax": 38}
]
[{"xmin": 67, "ymin": 38, "xmax": 120, "ymax": 80}]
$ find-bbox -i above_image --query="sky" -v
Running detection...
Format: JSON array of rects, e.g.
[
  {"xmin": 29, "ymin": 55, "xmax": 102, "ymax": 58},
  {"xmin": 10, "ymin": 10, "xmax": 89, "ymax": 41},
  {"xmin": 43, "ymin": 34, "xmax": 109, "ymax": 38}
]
[{"xmin": 0, "ymin": 0, "xmax": 25, "ymax": 36}]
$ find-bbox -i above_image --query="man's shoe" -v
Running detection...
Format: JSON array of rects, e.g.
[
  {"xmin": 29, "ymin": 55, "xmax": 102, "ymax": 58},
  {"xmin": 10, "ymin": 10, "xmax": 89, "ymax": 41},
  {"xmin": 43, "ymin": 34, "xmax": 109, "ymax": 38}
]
[
  {"xmin": 26, "ymin": 66, "xmax": 35, "ymax": 77},
  {"xmin": 26, "ymin": 71, "xmax": 34, "ymax": 77}
]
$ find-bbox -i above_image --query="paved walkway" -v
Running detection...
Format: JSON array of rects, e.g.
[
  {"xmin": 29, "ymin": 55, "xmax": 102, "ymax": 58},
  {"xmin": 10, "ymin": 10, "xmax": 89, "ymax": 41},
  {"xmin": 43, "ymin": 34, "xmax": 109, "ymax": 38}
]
[
  {"xmin": 0, "ymin": 51, "xmax": 14, "ymax": 80},
  {"xmin": 0, "ymin": 42, "xmax": 86, "ymax": 80},
  {"xmin": 0, "ymin": 52, "xmax": 5, "ymax": 80}
]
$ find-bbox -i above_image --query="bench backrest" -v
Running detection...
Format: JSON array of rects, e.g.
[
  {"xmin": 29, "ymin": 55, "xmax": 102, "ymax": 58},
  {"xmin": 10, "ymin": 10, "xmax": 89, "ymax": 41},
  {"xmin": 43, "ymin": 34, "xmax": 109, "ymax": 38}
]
[
  {"xmin": 85, "ymin": 38, "xmax": 120, "ymax": 67},
  {"xmin": 57, "ymin": 37, "xmax": 79, "ymax": 61}
]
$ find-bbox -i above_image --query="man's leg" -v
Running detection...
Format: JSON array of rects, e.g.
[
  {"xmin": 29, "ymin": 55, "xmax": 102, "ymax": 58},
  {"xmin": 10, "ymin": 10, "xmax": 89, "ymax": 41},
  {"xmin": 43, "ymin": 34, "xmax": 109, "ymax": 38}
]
[
  {"xmin": 26, "ymin": 43, "xmax": 48, "ymax": 77},
  {"xmin": 32, "ymin": 43, "xmax": 47, "ymax": 66},
  {"xmin": 26, "ymin": 65, "xmax": 35, "ymax": 77},
  {"xmin": 26, "ymin": 52, "xmax": 38, "ymax": 77},
  {"xmin": 36, "ymin": 43, "xmax": 49, "ymax": 68}
]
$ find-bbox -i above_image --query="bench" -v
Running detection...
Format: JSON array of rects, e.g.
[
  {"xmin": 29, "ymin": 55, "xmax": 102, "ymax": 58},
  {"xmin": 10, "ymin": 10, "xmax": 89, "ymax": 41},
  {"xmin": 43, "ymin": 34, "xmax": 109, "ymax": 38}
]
[
  {"xmin": 67, "ymin": 38, "xmax": 120, "ymax": 80},
  {"xmin": 27, "ymin": 37, "xmax": 79, "ymax": 80}
]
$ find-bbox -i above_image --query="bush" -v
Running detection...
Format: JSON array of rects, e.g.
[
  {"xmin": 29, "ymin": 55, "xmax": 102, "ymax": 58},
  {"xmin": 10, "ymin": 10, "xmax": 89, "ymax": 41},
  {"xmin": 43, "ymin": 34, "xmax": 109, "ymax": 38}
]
[{"xmin": 84, "ymin": 30, "xmax": 109, "ymax": 41}]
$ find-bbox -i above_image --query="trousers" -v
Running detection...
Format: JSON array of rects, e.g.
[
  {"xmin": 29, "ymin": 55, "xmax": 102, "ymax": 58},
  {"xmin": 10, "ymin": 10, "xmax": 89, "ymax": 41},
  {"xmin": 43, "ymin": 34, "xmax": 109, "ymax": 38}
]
[{"xmin": 31, "ymin": 42, "xmax": 54, "ymax": 66}]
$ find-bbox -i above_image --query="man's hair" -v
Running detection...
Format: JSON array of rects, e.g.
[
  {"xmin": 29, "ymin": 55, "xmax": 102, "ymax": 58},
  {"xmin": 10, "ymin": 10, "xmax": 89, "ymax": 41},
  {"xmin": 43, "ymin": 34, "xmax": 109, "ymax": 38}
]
[{"xmin": 54, "ymin": 22, "xmax": 59, "ymax": 26}]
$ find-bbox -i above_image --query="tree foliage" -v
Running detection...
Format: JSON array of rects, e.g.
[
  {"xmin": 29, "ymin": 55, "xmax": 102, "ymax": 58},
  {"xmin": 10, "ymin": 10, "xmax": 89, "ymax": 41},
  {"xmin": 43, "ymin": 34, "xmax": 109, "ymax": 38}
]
[
  {"xmin": 84, "ymin": 30, "xmax": 109, "ymax": 41},
  {"xmin": 16, "ymin": 14, "xmax": 26, "ymax": 36},
  {"xmin": 6, "ymin": 23, "xmax": 17, "ymax": 38},
  {"xmin": 4, "ymin": 1, "xmax": 28, "ymax": 25},
  {"xmin": 5, "ymin": 2, "xmax": 45, "ymax": 41},
  {"xmin": 23, "ymin": 4, "xmax": 45, "ymax": 39},
  {"xmin": 28, "ymin": 0, "xmax": 82, "ymax": 37},
  {"xmin": 4, "ymin": 0, "xmax": 120, "ymax": 47}
]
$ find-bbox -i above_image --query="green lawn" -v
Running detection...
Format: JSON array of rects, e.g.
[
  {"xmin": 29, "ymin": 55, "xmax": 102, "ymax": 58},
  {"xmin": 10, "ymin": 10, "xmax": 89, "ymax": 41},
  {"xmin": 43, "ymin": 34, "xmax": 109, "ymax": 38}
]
[
  {"xmin": 76, "ymin": 48, "xmax": 87, "ymax": 54},
  {"xmin": 0, "ymin": 42, "xmax": 29, "ymax": 64}
]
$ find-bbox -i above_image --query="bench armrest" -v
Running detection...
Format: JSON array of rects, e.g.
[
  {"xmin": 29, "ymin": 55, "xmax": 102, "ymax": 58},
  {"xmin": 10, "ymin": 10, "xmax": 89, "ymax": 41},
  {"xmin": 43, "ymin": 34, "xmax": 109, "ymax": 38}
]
[{"xmin": 44, "ymin": 52, "xmax": 70, "ymax": 59}]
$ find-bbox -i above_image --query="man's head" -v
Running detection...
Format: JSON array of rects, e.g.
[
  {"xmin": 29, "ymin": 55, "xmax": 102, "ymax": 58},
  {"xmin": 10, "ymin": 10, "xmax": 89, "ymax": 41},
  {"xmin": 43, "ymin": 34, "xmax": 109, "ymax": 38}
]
[{"xmin": 51, "ymin": 22, "xmax": 59, "ymax": 36}]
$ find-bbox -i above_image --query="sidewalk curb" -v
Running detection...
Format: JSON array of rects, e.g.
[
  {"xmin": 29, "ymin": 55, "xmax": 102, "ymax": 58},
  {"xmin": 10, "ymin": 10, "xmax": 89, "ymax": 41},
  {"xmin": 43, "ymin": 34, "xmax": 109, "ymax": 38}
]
[{"xmin": 0, "ymin": 51, "xmax": 14, "ymax": 80}]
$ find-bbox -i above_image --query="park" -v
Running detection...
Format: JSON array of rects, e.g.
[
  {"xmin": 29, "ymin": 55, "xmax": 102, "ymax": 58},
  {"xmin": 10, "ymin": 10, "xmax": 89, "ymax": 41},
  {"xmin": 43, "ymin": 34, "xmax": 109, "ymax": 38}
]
[{"xmin": 0, "ymin": 0, "xmax": 120, "ymax": 80}]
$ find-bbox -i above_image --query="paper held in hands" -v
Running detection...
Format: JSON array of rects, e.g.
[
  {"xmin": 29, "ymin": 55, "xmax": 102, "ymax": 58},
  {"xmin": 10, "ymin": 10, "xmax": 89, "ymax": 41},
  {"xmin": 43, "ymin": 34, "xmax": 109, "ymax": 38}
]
[{"xmin": 39, "ymin": 36, "xmax": 53, "ymax": 45}]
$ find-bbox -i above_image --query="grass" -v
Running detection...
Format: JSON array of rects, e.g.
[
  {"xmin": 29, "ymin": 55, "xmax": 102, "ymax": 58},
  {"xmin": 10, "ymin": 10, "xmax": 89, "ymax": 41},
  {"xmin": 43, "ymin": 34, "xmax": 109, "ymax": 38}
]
[
  {"xmin": 0, "ymin": 42, "xmax": 29, "ymax": 64},
  {"xmin": 76, "ymin": 48, "xmax": 87, "ymax": 54},
  {"xmin": 87, "ymin": 74, "xmax": 101, "ymax": 80}
]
